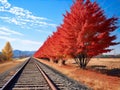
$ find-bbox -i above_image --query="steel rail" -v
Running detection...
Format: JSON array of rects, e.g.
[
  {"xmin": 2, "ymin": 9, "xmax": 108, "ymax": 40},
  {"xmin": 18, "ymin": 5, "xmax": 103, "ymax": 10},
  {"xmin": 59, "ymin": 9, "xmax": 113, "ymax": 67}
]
[
  {"xmin": 35, "ymin": 61, "xmax": 58, "ymax": 90},
  {"xmin": 1, "ymin": 58, "xmax": 58, "ymax": 90},
  {"xmin": 0, "ymin": 58, "xmax": 30, "ymax": 90}
]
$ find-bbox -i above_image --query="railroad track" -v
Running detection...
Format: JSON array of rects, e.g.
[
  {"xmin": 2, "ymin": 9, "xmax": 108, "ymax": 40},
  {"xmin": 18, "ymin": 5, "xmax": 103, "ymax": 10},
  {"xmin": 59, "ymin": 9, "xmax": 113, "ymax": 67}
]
[{"xmin": 0, "ymin": 58, "xmax": 90, "ymax": 90}]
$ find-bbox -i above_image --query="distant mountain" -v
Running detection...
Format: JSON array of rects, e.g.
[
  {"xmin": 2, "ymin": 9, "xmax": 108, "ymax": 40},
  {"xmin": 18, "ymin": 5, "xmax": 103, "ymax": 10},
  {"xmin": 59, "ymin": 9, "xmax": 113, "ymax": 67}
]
[{"xmin": 13, "ymin": 50, "xmax": 36, "ymax": 58}]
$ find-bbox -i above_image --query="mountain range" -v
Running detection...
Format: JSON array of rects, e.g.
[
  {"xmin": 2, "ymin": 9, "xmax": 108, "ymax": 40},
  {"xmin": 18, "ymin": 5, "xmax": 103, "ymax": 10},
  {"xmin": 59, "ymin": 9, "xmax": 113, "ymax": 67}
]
[{"xmin": 13, "ymin": 50, "xmax": 35, "ymax": 58}]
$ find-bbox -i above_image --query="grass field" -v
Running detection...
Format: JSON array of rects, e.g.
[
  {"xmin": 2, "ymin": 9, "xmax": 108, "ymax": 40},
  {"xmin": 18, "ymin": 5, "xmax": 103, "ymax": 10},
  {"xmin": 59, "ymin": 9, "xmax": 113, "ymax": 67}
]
[
  {"xmin": 88, "ymin": 58, "xmax": 120, "ymax": 69},
  {"xmin": 0, "ymin": 58, "xmax": 27, "ymax": 73},
  {"xmin": 38, "ymin": 58, "xmax": 120, "ymax": 90}
]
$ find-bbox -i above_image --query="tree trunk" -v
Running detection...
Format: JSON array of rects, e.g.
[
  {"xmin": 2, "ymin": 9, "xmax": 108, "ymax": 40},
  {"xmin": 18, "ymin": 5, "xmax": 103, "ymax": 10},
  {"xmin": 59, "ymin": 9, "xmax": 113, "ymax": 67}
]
[
  {"xmin": 75, "ymin": 54, "xmax": 91, "ymax": 69},
  {"xmin": 58, "ymin": 59, "xmax": 65, "ymax": 66},
  {"xmin": 50, "ymin": 59, "xmax": 54, "ymax": 63},
  {"xmin": 54, "ymin": 59, "xmax": 58, "ymax": 63},
  {"xmin": 62, "ymin": 60, "xmax": 66, "ymax": 65}
]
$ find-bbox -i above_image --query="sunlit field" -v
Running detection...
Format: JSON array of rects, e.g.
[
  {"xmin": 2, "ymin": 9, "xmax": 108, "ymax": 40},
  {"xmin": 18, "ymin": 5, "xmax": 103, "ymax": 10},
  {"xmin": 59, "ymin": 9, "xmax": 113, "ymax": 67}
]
[
  {"xmin": 88, "ymin": 58, "xmax": 120, "ymax": 69},
  {"xmin": 0, "ymin": 58, "xmax": 27, "ymax": 73},
  {"xmin": 37, "ymin": 58, "xmax": 120, "ymax": 90}
]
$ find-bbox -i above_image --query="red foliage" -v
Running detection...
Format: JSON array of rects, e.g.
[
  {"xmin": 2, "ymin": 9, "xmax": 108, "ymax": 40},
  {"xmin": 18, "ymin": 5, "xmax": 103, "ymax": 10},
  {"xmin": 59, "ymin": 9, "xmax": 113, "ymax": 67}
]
[{"xmin": 34, "ymin": 0, "xmax": 118, "ymax": 66}]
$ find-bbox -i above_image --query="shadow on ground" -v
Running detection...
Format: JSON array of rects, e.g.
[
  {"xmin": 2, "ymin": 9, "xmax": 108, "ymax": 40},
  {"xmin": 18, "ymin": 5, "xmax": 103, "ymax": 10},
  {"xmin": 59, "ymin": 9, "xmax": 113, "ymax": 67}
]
[{"xmin": 88, "ymin": 65, "xmax": 120, "ymax": 77}]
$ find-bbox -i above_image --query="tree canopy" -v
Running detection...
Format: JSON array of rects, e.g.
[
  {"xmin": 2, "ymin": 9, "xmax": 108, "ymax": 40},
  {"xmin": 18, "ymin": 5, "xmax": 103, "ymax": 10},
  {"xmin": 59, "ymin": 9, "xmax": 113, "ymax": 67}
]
[
  {"xmin": 34, "ymin": 0, "xmax": 118, "ymax": 68},
  {"xmin": 2, "ymin": 41, "xmax": 13, "ymax": 61}
]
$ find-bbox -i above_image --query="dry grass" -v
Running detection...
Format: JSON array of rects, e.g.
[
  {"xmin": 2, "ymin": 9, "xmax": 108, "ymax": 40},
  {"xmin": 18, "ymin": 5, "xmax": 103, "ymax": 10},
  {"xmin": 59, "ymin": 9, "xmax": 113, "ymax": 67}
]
[
  {"xmin": 0, "ymin": 58, "xmax": 27, "ymax": 73},
  {"xmin": 36, "ymin": 58, "xmax": 120, "ymax": 90},
  {"xmin": 88, "ymin": 58, "xmax": 120, "ymax": 69}
]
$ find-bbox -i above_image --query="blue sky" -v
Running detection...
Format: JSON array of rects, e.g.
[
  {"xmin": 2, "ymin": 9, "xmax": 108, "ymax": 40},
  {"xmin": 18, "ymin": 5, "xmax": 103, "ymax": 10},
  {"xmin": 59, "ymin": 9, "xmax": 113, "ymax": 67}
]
[{"xmin": 0, "ymin": 0, "xmax": 120, "ymax": 54}]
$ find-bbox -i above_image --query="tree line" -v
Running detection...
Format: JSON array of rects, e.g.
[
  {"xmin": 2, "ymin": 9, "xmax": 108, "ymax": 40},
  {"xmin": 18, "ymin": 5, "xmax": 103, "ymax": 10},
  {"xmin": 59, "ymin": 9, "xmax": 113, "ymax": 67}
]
[
  {"xmin": 34, "ymin": 0, "xmax": 119, "ymax": 69},
  {"xmin": 0, "ymin": 41, "xmax": 13, "ymax": 62},
  {"xmin": 96, "ymin": 54, "xmax": 120, "ymax": 58}
]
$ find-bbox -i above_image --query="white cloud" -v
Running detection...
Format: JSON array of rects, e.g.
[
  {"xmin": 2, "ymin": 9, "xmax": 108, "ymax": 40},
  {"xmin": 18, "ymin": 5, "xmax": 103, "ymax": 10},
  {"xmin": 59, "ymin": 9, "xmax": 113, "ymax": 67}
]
[
  {"xmin": 0, "ymin": 27, "xmax": 24, "ymax": 36},
  {"xmin": 0, "ymin": 30, "xmax": 11, "ymax": 35},
  {"xmin": 0, "ymin": 0, "xmax": 11, "ymax": 9},
  {"xmin": 0, "ymin": 0, "xmax": 57, "ymax": 29},
  {"xmin": 9, "ymin": 7, "xmax": 27, "ymax": 16},
  {"xmin": 0, "ymin": 36, "xmax": 16, "ymax": 41},
  {"xmin": 0, "ymin": 16, "xmax": 10, "ymax": 20},
  {"xmin": 0, "ymin": 35, "xmax": 42, "ymax": 51},
  {"xmin": 11, "ymin": 18, "xmax": 19, "ymax": 25},
  {"xmin": 0, "ymin": 35, "xmax": 42, "ymax": 45},
  {"xmin": 18, "ymin": 39, "xmax": 41, "ymax": 45},
  {"xmin": 14, "ymin": 39, "xmax": 42, "ymax": 51},
  {"xmin": 0, "ymin": 16, "xmax": 27, "ymax": 27},
  {"xmin": 0, "ymin": 27, "xmax": 41, "ymax": 45}
]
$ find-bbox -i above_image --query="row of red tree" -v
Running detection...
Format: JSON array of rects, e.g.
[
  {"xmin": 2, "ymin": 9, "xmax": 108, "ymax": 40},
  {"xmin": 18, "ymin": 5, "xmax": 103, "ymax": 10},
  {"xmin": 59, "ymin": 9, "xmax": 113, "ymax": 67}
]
[{"xmin": 34, "ymin": 0, "xmax": 118, "ymax": 68}]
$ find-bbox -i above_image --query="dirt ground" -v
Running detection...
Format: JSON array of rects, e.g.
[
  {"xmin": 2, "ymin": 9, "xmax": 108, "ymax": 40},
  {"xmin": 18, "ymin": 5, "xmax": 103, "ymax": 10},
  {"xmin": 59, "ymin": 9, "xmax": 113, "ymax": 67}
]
[
  {"xmin": 36, "ymin": 58, "xmax": 120, "ymax": 90},
  {"xmin": 0, "ymin": 58, "xmax": 27, "ymax": 73}
]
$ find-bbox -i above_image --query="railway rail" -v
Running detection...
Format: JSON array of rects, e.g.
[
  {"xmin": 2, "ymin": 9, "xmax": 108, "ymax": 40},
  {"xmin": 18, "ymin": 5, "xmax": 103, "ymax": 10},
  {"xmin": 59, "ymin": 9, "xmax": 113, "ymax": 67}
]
[{"xmin": 0, "ymin": 58, "xmax": 90, "ymax": 90}]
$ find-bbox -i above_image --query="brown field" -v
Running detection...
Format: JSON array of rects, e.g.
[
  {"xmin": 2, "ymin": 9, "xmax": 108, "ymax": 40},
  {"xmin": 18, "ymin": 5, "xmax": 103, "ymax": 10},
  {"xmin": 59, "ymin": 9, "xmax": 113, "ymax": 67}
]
[
  {"xmin": 36, "ymin": 58, "xmax": 120, "ymax": 90},
  {"xmin": 0, "ymin": 58, "xmax": 27, "ymax": 73},
  {"xmin": 88, "ymin": 58, "xmax": 120, "ymax": 69}
]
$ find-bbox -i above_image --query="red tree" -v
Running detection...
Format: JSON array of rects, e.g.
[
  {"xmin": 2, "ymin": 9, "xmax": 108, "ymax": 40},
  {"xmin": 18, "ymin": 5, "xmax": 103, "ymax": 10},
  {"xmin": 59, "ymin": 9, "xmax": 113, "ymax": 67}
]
[
  {"xmin": 57, "ymin": 0, "xmax": 118, "ymax": 68},
  {"xmin": 34, "ymin": 0, "xmax": 118, "ymax": 68}
]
